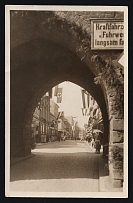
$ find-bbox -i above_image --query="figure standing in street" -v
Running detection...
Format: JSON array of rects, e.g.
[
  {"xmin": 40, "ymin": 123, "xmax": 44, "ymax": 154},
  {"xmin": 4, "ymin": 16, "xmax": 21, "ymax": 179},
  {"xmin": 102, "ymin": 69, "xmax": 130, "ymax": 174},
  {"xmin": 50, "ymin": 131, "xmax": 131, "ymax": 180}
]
[
  {"xmin": 58, "ymin": 132, "xmax": 61, "ymax": 142},
  {"xmin": 63, "ymin": 135, "xmax": 66, "ymax": 141},
  {"xmin": 95, "ymin": 133, "xmax": 101, "ymax": 153},
  {"xmin": 91, "ymin": 137, "xmax": 95, "ymax": 149},
  {"xmin": 46, "ymin": 134, "xmax": 49, "ymax": 143},
  {"xmin": 35, "ymin": 133, "xmax": 39, "ymax": 143}
]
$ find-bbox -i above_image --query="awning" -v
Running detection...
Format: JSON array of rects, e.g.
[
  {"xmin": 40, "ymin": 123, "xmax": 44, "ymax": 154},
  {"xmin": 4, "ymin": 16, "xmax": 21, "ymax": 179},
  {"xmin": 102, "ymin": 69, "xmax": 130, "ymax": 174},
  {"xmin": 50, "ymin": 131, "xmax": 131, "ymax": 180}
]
[{"xmin": 93, "ymin": 129, "xmax": 103, "ymax": 133}]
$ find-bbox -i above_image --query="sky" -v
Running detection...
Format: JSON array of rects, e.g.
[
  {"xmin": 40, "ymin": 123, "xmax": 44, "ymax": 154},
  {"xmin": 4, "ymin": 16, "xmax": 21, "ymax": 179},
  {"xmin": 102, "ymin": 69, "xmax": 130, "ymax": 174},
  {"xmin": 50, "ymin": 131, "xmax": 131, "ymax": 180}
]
[{"xmin": 51, "ymin": 81, "xmax": 90, "ymax": 128}]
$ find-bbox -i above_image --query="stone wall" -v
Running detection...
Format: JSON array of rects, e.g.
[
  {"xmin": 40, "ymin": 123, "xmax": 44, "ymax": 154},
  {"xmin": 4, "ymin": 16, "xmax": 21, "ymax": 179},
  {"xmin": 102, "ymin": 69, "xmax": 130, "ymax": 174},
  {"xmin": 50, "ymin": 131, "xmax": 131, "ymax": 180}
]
[{"xmin": 55, "ymin": 11, "xmax": 124, "ymax": 30}]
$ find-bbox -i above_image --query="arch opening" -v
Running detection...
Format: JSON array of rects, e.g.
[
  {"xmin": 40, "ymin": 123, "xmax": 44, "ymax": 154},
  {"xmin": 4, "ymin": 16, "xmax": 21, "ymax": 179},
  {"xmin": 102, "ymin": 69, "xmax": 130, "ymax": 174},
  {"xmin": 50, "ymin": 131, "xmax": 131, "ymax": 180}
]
[{"xmin": 30, "ymin": 81, "xmax": 105, "ymax": 145}]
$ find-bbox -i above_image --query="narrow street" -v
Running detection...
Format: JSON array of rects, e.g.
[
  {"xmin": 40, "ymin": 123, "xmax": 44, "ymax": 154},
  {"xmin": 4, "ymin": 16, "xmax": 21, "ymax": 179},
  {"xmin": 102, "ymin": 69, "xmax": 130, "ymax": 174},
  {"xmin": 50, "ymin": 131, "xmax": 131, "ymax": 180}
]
[{"xmin": 10, "ymin": 140, "xmax": 101, "ymax": 192}]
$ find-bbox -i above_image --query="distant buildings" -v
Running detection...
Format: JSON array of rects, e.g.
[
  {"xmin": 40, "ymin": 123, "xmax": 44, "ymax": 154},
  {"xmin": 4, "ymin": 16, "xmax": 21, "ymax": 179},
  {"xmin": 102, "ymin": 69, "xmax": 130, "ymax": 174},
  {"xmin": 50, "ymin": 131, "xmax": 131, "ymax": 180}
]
[
  {"xmin": 79, "ymin": 127, "xmax": 86, "ymax": 140},
  {"xmin": 65, "ymin": 116, "xmax": 74, "ymax": 137},
  {"xmin": 31, "ymin": 90, "xmax": 103, "ymax": 144},
  {"xmin": 31, "ymin": 94, "xmax": 51, "ymax": 143},
  {"xmin": 31, "ymin": 93, "xmax": 76, "ymax": 143}
]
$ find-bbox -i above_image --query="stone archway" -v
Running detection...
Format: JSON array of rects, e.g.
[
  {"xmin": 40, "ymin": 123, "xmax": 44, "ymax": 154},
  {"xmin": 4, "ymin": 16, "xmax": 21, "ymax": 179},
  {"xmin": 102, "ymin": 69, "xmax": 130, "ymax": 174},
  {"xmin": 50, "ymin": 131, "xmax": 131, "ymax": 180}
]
[
  {"xmin": 11, "ymin": 37, "xmax": 109, "ymax": 156},
  {"xmin": 10, "ymin": 10, "xmax": 124, "ymax": 187}
]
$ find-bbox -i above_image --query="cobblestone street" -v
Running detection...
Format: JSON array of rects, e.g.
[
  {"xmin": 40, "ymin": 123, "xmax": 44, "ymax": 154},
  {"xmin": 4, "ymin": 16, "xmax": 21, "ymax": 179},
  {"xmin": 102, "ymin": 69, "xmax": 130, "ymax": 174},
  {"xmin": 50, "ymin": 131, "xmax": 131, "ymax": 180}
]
[{"xmin": 10, "ymin": 140, "xmax": 101, "ymax": 193}]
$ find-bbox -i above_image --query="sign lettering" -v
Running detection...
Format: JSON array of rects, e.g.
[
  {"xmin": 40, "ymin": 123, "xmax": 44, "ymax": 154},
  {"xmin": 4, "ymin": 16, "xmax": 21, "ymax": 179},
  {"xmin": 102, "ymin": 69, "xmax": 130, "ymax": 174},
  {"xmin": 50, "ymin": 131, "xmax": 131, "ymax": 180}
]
[{"xmin": 91, "ymin": 20, "xmax": 124, "ymax": 50}]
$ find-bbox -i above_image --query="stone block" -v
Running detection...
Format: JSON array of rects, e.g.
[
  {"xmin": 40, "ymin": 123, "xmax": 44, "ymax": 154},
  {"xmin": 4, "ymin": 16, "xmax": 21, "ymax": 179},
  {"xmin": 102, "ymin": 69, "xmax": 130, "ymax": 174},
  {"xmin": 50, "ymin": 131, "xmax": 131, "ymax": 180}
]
[
  {"xmin": 110, "ymin": 131, "xmax": 123, "ymax": 143},
  {"xmin": 109, "ymin": 105, "xmax": 113, "ymax": 112},
  {"xmin": 110, "ymin": 119, "xmax": 124, "ymax": 131},
  {"xmin": 113, "ymin": 169, "xmax": 123, "ymax": 180},
  {"xmin": 115, "ymin": 12, "xmax": 124, "ymax": 19},
  {"xmin": 113, "ymin": 161, "xmax": 123, "ymax": 169},
  {"xmin": 114, "ymin": 113, "xmax": 123, "ymax": 119},
  {"xmin": 86, "ymin": 28, "xmax": 90, "ymax": 34},
  {"xmin": 110, "ymin": 110, "xmax": 118, "ymax": 116},
  {"xmin": 73, "ymin": 15, "xmax": 80, "ymax": 23},
  {"xmin": 77, "ymin": 18, "xmax": 84, "ymax": 26},
  {"xmin": 78, "ymin": 11, "xmax": 86, "ymax": 15},
  {"xmin": 109, "ymin": 101, "xmax": 114, "ymax": 106},
  {"xmin": 105, "ymin": 14, "xmax": 115, "ymax": 18},
  {"xmin": 112, "ymin": 180, "xmax": 123, "ymax": 188},
  {"xmin": 65, "ymin": 12, "xmax": 73, "ymax": 19},
  {"xmin": 83, "ymin": 23, "xmax": 89, "ymax": 30},
  {"xmin": 81, "ymin": 20, "xmax": 87, "ymax": 28},
  {"xmin": 110, "ymin": 96, "xmax": 116, "ymax": 101}
]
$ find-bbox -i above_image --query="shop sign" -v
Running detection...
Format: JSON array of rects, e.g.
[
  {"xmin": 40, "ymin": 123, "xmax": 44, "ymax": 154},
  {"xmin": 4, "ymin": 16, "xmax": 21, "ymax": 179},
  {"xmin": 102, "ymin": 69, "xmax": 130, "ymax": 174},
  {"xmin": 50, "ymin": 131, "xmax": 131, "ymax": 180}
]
[{"xmin": 91, "ymin": 19, "xmax": 124, "ymax": 50}]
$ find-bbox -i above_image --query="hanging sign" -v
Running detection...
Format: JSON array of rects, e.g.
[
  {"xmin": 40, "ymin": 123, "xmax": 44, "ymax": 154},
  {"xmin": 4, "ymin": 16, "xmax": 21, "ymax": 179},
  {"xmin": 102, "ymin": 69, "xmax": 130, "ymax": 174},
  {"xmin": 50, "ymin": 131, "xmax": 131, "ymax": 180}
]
[{"xmin": 91, "ymin": 19, "xmax": 124, "ymax": 50}]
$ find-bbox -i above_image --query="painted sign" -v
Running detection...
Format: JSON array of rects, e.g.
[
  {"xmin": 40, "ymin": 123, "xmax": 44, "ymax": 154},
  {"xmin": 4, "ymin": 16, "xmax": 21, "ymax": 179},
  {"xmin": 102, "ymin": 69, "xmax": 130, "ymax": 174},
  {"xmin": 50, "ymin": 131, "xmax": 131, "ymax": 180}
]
[{"xmin": 91, "ymin": 20, "xmax": 124, "ymax": 50}]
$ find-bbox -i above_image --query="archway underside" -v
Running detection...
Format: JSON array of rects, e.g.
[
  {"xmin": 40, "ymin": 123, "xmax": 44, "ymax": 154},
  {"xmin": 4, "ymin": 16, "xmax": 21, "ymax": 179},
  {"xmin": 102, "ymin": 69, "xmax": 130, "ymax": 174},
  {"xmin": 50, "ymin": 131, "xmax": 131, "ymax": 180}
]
[{"xmin": 11, "ymin": 38, "xmax": 109, "ymax": 157}]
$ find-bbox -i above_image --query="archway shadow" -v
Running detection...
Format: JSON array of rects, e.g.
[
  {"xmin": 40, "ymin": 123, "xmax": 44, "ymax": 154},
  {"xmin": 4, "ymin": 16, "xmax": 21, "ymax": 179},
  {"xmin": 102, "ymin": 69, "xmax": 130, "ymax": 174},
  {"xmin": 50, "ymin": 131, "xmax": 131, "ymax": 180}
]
[{"xmin": 10, "ymin": 141, "xmax": 109, "ymax": 182}]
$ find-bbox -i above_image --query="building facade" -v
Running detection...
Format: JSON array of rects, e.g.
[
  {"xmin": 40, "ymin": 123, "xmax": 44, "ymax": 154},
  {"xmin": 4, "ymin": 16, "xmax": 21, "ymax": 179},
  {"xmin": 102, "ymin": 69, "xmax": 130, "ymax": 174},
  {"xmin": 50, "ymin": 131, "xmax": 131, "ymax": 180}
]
[
  {"xmin": 50, "ymin": 99, "xmax": 59, "ymax": 141},
  {"xmin": 32, "ymin": 94, "xmax": 51, "ymax": 143}
]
